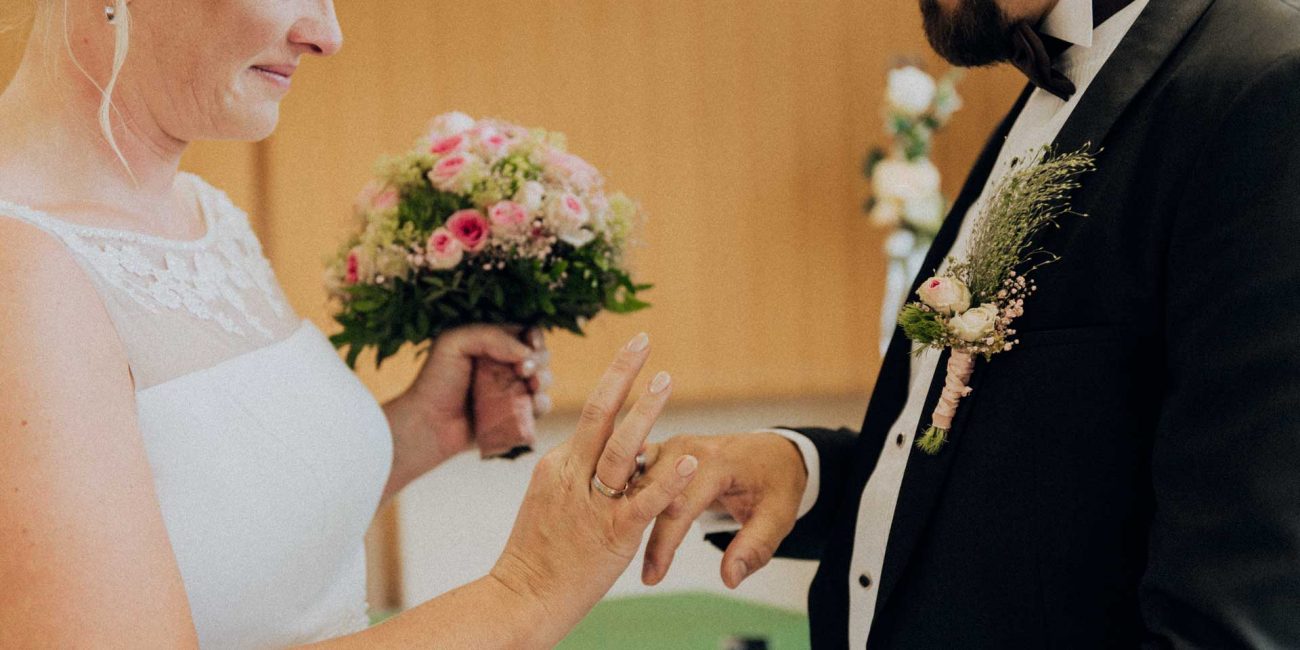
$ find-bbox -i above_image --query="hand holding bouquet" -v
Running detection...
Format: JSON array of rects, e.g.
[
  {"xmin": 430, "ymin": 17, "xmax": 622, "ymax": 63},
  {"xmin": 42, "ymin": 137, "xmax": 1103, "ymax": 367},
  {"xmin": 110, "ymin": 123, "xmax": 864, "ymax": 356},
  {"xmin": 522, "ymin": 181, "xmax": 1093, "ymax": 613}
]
[{"xmin": 325, "ymin": 112, "xmax": 650, "ymax": 458}]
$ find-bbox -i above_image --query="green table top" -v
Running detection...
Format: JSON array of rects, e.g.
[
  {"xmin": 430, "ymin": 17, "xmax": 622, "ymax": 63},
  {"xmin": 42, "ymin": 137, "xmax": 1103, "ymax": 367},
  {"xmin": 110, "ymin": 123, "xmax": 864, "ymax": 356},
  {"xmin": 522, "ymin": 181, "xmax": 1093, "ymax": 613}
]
[{"xmin": 558, "ymin": 592, "xmax": 810, "ymax": 650}]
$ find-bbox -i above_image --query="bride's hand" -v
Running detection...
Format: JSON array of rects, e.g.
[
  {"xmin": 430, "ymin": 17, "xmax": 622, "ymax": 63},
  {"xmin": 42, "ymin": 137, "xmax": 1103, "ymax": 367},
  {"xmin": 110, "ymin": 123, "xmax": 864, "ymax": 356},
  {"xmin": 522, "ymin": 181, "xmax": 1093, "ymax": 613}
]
[
  {"xmin": 398, "ymin": 325, "xmax": 547, "ymax": 465},
  {"xmin": 489, "ymin": 333, "xmax": 698, "ymax": 631}
]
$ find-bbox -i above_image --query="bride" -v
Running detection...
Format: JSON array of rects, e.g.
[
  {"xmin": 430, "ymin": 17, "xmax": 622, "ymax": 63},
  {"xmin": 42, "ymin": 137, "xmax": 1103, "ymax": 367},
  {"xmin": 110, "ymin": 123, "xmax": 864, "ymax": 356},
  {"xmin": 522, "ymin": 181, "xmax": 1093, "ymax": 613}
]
[{"xmin": 0, "ymin": 1, "xmax": 697, "ymax": 648}]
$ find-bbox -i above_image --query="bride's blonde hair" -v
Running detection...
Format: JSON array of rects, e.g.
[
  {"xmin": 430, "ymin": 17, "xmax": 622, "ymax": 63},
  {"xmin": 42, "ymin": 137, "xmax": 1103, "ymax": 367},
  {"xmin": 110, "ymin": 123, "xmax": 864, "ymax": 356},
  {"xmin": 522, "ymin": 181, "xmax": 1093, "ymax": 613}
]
[
  {"xmin": 87, "ymin": 0, "xmax": 134, "ymax": 184},
  {"xmin": 13, "ymin": 0, "xmax": 136, "ymax": 183}
]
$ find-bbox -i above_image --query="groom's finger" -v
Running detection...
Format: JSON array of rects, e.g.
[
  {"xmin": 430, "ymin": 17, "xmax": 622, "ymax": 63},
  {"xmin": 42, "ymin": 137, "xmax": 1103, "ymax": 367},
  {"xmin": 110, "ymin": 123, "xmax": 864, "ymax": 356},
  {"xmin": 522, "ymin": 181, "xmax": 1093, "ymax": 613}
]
[
  {"xmin": 641, "ymin": 483, "xmax": 719, "ymax": 585},
  {"xmin": 624, "ymin": 454, "xmax": 699, "ymax": 528},
  {"xmin": 595, "ymin": 371, "xmax": 672, "ymax": 496},
  {"xmin": 719, "ymin": 498, "xmax": 798, "ymax": 589},
  {"xmin": 570, "ymin": 333, "xmax": 651, "ymax": 467}
]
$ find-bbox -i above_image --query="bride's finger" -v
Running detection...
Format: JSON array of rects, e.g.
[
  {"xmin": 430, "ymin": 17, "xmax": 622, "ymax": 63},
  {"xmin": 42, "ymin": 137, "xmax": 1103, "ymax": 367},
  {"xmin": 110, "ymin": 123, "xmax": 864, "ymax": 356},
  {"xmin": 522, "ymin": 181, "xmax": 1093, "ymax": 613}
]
[
  {"xmin": 594, "ymin": 371, "xmax": 672, "ymax": 495},
  {"xmin": 570, "ymin": 333, "xmax": 651, "ymax": 467}
]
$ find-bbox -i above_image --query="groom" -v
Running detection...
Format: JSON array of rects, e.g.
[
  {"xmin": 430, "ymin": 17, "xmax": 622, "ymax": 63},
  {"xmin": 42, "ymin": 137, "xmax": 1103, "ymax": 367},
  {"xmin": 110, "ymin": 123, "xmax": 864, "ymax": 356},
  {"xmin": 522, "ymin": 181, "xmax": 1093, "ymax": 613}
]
[{"xmin": 638, "ymin": 0, "xmax": 1300, "ymax": 646}]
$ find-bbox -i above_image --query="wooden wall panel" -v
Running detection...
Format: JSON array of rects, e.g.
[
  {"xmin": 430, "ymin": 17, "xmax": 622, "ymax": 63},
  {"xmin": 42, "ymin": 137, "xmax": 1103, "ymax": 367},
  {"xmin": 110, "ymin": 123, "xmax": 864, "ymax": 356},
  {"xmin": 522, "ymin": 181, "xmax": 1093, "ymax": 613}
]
[{"xmin": 265, "ymin": 0, "xmax": 1024, "ymax": 413}]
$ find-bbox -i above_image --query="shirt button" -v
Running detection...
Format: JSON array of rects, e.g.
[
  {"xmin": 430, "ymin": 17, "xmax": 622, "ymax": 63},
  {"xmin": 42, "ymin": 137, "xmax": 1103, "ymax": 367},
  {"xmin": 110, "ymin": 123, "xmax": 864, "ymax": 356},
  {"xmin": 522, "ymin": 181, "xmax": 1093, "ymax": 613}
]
[
  {"xmin": 858, "ymin": 573, "xmax": 872, "ymax": 588},
  {"xmin": 895, "ymin": 433, "xmax": 905, "ymax": 447}
]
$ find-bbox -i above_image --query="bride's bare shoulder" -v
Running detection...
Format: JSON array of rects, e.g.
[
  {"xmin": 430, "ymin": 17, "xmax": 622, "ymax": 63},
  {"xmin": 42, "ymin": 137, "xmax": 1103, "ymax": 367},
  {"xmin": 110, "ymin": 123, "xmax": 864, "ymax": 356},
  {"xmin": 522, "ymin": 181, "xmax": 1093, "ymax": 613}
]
[{"xmin": 0, "ymin": 217, "xmax": 131, "ymax": 388}]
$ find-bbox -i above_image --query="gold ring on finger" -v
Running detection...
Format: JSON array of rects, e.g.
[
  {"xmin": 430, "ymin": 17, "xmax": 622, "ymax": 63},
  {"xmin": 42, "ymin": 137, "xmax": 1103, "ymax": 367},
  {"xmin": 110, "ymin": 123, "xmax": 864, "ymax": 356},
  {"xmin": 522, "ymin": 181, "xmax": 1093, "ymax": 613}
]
[{"xmin": 591, "ymin": 474, "xmax": 628, "ymax": 499}]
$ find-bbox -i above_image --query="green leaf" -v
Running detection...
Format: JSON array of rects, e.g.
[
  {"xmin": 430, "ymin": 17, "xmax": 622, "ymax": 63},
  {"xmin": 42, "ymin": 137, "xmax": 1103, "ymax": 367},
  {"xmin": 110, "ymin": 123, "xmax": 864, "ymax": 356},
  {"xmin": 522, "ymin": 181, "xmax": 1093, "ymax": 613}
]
[{"xmin": 898, "ymin": 303, "xmax": 945, "ymax": 344}]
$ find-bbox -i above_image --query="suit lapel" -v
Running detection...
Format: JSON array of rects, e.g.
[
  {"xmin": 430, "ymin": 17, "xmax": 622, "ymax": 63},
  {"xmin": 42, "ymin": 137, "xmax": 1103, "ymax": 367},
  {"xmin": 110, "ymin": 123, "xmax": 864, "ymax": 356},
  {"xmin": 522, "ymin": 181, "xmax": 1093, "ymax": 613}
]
[
  {"xmin": 1054, "ymin": 0, "xmax": 1215, "ymax": 155},
  {"xmin": 870, "ymin": 0, "xmax": 1217, "ymax": 620}
]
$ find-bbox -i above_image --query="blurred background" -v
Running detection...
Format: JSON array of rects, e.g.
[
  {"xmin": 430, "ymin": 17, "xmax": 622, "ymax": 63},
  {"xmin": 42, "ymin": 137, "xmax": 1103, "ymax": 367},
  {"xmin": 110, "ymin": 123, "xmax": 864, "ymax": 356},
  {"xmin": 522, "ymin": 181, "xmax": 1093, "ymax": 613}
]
[{"xmin": 3, "ymin": 1, "xmax": 1020, "ymax": 647}]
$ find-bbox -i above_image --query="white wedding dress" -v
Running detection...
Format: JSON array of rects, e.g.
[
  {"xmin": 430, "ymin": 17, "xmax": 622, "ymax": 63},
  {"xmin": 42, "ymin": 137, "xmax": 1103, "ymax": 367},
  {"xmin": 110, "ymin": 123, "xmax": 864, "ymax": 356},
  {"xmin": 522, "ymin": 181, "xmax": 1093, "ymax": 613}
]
[{"xmin": 0, "ymin": 172, "xmax": 394, "ymax": 648}]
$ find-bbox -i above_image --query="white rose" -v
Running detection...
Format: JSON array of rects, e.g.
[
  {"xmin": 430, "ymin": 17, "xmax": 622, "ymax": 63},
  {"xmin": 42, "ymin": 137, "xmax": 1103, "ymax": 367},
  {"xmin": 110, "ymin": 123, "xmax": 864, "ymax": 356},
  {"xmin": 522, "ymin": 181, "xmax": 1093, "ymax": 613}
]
[
  {"xmin": 514, "ymin": 181, "xmax": 547, "ymax": 213},
  {"xmin": 558, "ymin": 229, "xmax": 597, "ymax": 248},
  {"xmin": 873, "ymin": 158, "xmax": 941, "ymax": 203},
  {"xmin": 902, "ymin": 192, "xmax": 946, "ymax": 232},
  {"xmin": 887, "ymin": 66, "xmax": 937, "ymax": 116},
  {"xmin": 916, "ymin": 276, "xmax": 971, "ymax": 315},
  {"xmin": 869, "ymin": 198, "xmax": 903, "ymax": 228},
  {"xmin": 425, "ymin": 111, "xmax": 476, "ymax": 139},
  {"xmin": 884, "ymin": 229, "xmax": 917, "ymax": 258},
  {"xmin": 949, "ymin": 303, "xmax": 1000, "ymax": 342}
]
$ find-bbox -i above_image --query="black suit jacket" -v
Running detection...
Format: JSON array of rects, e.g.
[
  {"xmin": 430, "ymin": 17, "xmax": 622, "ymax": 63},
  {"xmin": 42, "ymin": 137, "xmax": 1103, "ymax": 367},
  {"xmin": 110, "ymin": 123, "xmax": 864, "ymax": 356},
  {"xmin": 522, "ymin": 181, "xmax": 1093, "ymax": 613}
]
[{"xmin": 709, "ymin": 0, "xmax": 1300, "ymax": 646}]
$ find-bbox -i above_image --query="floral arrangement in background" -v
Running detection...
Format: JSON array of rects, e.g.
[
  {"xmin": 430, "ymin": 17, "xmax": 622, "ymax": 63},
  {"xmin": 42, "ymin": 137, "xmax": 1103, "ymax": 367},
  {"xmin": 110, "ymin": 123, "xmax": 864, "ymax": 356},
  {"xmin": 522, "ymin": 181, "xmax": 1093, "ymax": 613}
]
[
  {"xmin": 865, "ymin": 64, "xmax": 963, "ymax": 356},
  {"xmin": 864, "ymin": 65, "xmax": 963, "ymax": 241},
  {"xmin": 324, "ymin": 112, "xmax": 651, "ymax": 370},
  {"xmin": 898, "ymin": 145, "xmax": 1096, "ymax": 454}
]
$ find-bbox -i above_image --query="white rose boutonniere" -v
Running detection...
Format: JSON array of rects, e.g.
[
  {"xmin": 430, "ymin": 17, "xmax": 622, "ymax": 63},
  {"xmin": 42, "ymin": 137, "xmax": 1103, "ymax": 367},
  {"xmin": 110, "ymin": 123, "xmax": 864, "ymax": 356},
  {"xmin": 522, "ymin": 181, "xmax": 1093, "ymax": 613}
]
[{"xmin": 896, "ymin": 145, "xmax": 1097, "ymax": 454}]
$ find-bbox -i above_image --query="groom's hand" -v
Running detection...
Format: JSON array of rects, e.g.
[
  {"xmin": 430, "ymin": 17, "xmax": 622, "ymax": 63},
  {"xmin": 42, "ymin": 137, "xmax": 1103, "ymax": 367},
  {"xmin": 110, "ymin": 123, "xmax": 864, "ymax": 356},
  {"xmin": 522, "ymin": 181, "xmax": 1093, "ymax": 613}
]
[{"xmin": 636, "ymin": 433, "xmax": 806, "ymax": 588}]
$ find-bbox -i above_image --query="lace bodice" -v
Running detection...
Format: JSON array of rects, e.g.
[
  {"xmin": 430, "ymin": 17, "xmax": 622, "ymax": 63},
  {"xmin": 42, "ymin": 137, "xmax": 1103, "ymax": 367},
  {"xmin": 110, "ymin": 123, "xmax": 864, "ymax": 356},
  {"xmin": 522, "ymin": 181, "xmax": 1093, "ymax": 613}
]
[
  {"xmin": 0, "ymin": 172, "xmax": 301, "ymax": 391},
  {"xmin": 0, "ymin": 173, "xmax": 393, "ymax": 647}
]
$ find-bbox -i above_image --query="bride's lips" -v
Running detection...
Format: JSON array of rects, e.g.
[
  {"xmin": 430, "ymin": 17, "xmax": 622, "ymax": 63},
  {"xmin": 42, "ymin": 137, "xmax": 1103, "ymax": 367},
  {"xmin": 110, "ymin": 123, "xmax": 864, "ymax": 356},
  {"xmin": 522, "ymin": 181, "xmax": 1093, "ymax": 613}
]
[{"xmin": 250, "ymin": 64, "xmax": 296, "ymax": 90}]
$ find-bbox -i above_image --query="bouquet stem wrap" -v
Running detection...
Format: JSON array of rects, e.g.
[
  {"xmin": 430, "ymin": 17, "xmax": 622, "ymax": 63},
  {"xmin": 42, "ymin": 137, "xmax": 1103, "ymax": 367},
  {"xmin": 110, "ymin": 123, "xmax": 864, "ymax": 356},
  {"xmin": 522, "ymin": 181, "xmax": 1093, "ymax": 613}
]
[
  {"xmin": 917, "ymin": 350, "xmax": 975, "ymax": 454},
  {"xmin": 472, "ymin": 358, "xmax": 537, "ymax": 459}
]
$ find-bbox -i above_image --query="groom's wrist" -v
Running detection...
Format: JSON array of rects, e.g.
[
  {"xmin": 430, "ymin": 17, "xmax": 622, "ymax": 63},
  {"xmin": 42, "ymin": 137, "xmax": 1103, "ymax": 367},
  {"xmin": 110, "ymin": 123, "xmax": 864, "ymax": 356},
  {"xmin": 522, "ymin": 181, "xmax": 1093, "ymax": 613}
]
[{"xmin": 756, "ymin": 428, "xmax": 820, "ymax": 519}]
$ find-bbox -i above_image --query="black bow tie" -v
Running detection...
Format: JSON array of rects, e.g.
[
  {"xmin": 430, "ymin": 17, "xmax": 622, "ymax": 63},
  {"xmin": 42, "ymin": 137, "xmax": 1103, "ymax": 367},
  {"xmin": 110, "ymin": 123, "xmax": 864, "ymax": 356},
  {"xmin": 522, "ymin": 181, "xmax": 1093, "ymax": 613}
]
[{"xmin": 1009, "ymin": 0, "xmax": 1136, "ymax": 101}]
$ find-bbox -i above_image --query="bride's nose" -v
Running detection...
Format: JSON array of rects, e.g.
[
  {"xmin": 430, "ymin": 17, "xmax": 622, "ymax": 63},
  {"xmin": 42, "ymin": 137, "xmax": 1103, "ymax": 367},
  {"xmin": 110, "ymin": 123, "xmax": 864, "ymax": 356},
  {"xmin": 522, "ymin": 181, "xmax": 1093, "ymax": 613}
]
[{"xmin": 289, "ymin": 1, "xmax": 343, "ymax": 57}]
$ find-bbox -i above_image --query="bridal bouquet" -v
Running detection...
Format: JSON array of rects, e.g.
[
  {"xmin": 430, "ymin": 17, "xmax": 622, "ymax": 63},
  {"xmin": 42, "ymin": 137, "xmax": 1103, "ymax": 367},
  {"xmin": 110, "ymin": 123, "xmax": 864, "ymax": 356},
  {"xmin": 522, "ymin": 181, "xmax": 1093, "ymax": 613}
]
[
  {"xmin": 324, "ymin": 112, "xmax": 650, "ymax": 457},
  {"xmin": 898, "ymin": 145, "xmax": 1095, "ymax": 454}
]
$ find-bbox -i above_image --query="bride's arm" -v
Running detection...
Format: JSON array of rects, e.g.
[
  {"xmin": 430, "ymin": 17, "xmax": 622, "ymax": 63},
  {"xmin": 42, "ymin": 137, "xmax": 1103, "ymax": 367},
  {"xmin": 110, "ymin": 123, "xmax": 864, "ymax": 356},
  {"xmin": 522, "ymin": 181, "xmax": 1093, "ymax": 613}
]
[
  {"xmin": 305, "ymin": 336, "xmax": 698, "ymax": 649},
  {"xmin": 0, "ymin": 222, "xmax": 202, "ymax": 648}
]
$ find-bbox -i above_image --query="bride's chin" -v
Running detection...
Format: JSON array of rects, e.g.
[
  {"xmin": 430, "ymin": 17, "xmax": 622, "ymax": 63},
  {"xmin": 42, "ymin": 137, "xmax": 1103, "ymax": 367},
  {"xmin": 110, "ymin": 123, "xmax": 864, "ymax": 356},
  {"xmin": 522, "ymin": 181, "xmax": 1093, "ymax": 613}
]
[{"xmin": 220, "ymin": 107, "xmax": 281, "ymax": 142}]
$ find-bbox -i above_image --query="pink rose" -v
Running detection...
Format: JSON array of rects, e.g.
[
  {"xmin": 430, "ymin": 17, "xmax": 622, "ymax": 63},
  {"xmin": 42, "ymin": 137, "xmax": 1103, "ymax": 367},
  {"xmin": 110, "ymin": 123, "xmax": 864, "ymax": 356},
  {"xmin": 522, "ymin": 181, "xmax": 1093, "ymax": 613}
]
[
  {"xmin": 430, "ymin": 134, "xmax": 467, "ymax": 156},
  {"xmin": 472, "ymin": 126, "xmax": 511, "ymax": 159},
  {"xmin": 431, "ymin": 154, "xmax": 466, "ymax": 181},
  {"xmin": 426, "ymin": 228, "xmax": 464, "ymax": 270},
  {"xmin": 372, "ymin": 188, "xmax": 398, "ymax": 212},
  {"xmin": 345, "ymin": 250, "xmax": 360, "ymax": 284},
  {"xmin": 545, "ymin": 150, "xmax": 600, "ymax": 190},
  {"xmin": 446, "ymin": 209, "xmax": 490, "ymax": 253},
  {"xmin": 353, "ymin": 181, "xmax": 398, "ymax": 215},
  {"xmin": 488, "ymin": 200, "xmax": 530, "ymax": 229}
]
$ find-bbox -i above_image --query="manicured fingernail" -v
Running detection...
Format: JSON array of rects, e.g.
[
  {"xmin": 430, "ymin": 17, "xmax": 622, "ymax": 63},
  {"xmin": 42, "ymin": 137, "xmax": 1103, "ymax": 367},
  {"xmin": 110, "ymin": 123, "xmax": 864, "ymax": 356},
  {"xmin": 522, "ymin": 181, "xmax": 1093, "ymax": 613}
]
[
  {"xmin": 649, "ymin": 371, "xmax": 671, "ymax": 394},
  {"xmin": 626, "ymin": 332, "xmax": 649, "ymax": 352},
  {"xmin": 520, "ymin": 358, "xmax": 537, "ymax": 377},
  {"xmin": 676, "ymin": 455, "xmax": 698, "ymax": 477}
]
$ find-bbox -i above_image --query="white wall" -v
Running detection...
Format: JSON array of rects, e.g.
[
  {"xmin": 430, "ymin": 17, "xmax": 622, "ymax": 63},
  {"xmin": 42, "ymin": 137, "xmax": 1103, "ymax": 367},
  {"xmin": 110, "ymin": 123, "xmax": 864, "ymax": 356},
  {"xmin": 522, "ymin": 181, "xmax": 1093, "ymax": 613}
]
[{"xmin": 397, "ymin": 395, "xmax": 867, "ymax": 613}]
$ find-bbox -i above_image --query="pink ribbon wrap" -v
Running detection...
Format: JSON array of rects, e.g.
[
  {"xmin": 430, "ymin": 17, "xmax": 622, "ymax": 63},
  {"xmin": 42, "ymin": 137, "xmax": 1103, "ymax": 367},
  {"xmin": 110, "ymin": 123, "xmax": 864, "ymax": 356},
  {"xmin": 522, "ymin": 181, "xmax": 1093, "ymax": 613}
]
[{"xmin": 930, "ymin": 350, "xmax": 975, "ymax": 431}]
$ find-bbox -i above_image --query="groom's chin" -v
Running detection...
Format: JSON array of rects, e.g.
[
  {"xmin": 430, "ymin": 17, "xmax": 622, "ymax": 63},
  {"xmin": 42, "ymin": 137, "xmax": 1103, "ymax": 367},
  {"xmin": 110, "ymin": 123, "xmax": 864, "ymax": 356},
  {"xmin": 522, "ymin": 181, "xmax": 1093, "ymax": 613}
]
[{"xmin": 919, "ymin": 0, "xmax": 1016, "ymax": 68}]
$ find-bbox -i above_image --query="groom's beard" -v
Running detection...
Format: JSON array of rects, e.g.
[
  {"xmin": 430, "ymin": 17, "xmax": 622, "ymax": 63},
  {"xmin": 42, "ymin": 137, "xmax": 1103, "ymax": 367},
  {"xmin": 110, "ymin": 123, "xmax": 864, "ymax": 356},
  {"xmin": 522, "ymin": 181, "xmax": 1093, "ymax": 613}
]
[{"xmin": 920, "ymin": 0, "xmax": 1016, "ymax": 67}]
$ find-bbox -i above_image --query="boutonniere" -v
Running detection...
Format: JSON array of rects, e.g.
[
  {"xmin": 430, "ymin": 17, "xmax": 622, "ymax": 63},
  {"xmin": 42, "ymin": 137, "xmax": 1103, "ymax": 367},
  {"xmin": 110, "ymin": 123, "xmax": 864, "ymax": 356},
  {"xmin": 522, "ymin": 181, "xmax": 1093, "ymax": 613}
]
[{"xmin": 898, "ymin": 145, "xmax": 1096, "ymax": 454}]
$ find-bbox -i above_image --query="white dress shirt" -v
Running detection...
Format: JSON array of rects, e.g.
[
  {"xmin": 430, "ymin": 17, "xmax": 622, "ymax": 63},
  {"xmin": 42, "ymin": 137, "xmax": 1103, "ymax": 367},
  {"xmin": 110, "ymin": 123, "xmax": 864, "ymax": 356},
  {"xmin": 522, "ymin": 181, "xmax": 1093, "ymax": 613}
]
[{"xmin": 745, "ymin": 1, "xmax": 1151, "ymax": 646}]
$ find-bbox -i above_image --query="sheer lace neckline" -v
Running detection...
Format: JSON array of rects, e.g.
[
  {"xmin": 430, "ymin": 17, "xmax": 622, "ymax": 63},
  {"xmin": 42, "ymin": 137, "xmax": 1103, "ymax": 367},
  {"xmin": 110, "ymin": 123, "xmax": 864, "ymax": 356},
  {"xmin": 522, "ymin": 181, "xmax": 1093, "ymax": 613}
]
[{"xmin": 0, "ymin": 171, "xmax": 216, "ymax": 249}]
